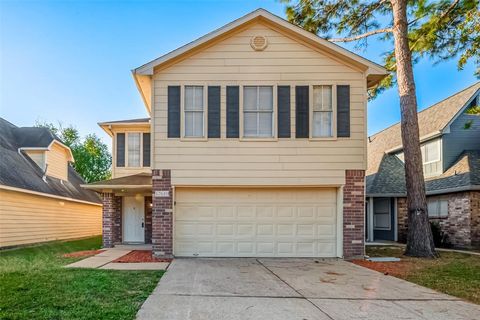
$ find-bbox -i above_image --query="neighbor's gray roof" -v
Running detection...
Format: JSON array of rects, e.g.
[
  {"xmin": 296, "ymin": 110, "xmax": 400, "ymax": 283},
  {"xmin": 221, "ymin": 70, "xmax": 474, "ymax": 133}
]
[
  {"xmin": 367, "ymin": 82, "xmax": 480, "ymax": 175},
  {"xmin": 0, "ymin": 118, "xmax": 101, "ymax": 204},
  {"xmin": 367, "ymin": 150, "xmax": 480, "ymax": 196}
]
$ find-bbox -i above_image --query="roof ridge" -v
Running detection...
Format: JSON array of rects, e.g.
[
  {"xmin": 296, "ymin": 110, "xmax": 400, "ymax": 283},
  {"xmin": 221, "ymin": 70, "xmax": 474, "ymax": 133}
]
[{"xmin": 369, "ymin": 81, "xmax": 480, "ymax": 139}]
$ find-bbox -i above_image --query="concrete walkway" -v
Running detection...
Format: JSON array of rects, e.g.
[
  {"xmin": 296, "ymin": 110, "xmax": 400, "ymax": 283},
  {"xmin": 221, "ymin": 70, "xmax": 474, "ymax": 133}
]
[
  {"xmin": 137, "ymin": 258, "xmax": 480, "ymax": 320},
  {"xmin": 65, "ymin": 248, "xmax": 169, "ymax": 270}
]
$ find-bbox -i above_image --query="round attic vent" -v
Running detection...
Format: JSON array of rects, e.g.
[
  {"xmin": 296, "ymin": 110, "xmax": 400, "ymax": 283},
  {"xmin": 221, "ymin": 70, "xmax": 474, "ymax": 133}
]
[{"xmin": 250, "ymin": 35, "xmax": 268, "ymax": 51}]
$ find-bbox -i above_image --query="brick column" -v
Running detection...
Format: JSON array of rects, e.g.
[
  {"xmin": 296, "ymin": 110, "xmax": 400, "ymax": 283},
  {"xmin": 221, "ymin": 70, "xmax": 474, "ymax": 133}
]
[
  {"xmin": 152, "ymin": 169, "xmax": 173, "ymax": 257},
  {"xmin": 102, "ymin": 193, "xmax": 117, "ymax": 248},
  {"xmin": 343, "ymin": 170, "xmax": 365, "ymax": 259}
]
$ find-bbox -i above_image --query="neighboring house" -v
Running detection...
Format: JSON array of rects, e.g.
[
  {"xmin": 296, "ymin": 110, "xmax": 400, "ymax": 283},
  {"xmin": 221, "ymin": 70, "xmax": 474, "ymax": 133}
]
[
  {"xmin": 0, "ymin": 118, "xmax": 102, "ymax": 248},
  {"xmin": 366, "ymin": 82, "xmax": 480, "ymax": 248},
  {"xmin": 84, "ymin": 9, "xmax": 387, "ymax": 259}
]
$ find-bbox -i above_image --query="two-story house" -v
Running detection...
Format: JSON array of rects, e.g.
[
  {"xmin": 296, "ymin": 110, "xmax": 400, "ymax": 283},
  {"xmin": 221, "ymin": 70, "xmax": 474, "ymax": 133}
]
[
  {"xmin": 366, "ymin": 82, "xmax": 480, "ymax": 248},
  {"xmin": 84, "ymin": 9, "xmax": 387, "ymax": 259},
  {"xmin": 0, "ymin": 117, "xmax": 102, "ymax": 248}
]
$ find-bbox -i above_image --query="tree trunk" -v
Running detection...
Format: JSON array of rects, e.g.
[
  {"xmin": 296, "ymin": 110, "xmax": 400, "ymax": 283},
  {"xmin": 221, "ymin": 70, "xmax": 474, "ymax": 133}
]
[{"xmin": 391, "ymin": 0, "xmax": 436, "ymax": 257}]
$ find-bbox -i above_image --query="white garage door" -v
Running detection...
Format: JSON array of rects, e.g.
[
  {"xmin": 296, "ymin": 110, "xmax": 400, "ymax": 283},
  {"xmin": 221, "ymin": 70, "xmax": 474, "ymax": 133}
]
[{"xmin": 174, "ymin": 188, "xmax": 338, "ymax": 257}]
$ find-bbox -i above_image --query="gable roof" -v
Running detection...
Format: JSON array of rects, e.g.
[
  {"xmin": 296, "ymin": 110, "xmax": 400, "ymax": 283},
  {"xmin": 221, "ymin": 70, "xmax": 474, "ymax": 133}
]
[
  {"xmin": 367, "ymin": 150, "xmax": 480, "ymax": 196},
  {"xmin": 0, "ymin": 118, "xmax": 101, "ymax": 204},
  {"xmin": 367, "ymin": 82, "xmax": 480, "ymax": 175},
  {"xmin": 132, "ymin": 8, "xmax": 388, "ymax": 113},
  {"xmin": 98, "ymin": 118, "xmax": 150, "ymax": 137}
]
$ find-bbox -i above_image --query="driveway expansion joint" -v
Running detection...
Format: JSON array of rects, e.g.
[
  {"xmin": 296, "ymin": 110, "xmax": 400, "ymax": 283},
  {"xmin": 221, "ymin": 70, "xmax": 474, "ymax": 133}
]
[{"xmin": 256, "ymin": 258, "xmax": 335, "ymax": 320}]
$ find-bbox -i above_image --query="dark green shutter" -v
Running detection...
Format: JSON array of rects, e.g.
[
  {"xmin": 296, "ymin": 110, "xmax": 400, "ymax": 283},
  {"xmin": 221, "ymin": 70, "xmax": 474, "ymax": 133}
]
[
  {"xmin": 116, "ymin": 133, "xmax": 125, "ymax": 167},
  {"xmin": 337, "ymin": 85, "xmax": 350, "ymax": 137},
  {"xmin": 226, "ymin": 86, "xmax": 239, "ymax": 138},
  {"xmin": 167, "ymin": 86, "xmax": 181, "ymax": 138},
  {"xmin": 277, "ymin": 86, "xmax": 291, "ymax": 138},
  {"xmin": 295, "ymin": 86, "xmax": 309, "ymax": 138},
  {"xmin": 143, "ymin": 133, "xmax": 150, "ymax": 167},
  {"xmin": 208, "ymin": 86, "xmax": 221, "ymax": 138}
]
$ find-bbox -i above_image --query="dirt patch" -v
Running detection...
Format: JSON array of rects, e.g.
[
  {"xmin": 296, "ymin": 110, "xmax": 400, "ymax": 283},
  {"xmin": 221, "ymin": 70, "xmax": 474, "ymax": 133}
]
[
  {"xmin": 113, "ymin": 250, "xmax": 172, "ymax": 263},
  {"xmin": 62, "ymin": 249, "xmax": 105, "ymax": 258},
  {"xmin": 352, "ymin": 259, "xmax": 418, "ymax": 278}
]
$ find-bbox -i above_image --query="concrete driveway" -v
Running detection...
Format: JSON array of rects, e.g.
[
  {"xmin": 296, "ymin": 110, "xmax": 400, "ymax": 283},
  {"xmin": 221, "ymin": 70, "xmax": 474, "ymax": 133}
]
[{"xmin": 137, "ymin": 258, "xmax": 480, "ymax": 320}]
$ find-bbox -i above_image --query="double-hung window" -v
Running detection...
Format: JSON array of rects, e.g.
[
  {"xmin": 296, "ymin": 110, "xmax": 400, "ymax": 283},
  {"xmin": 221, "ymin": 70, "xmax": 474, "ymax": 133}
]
[
  {"xmin": 127, "ymin": 133, "xmax": 141, "ymax": 167},
  {"xmin": 184, "ymin": 86, "xmax": 204, "ymax": 137},
  {"xmin": 243, "ymin": 86, "xmax": 273, "ymax": 138},
  {"xmin": 428, "ymin": 199, "xmax": 448, "ymax": 218},
  {"xmin": 421, "ymin": 140, "xmax": 440, "ymax": 164},
  {"xmin": 312, "ymin": 85, "xmax": 333, "ymax": 137}
]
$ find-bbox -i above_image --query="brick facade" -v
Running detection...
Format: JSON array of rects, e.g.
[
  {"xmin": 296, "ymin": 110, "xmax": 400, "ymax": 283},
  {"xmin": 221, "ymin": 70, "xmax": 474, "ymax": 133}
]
[
  {"xmin": 471, "ymin": 191, "xmax": 480, "ymax": 248},
  {"xmin": 343, "ymin": 170, "xmax": 365, "ymax": 259},
  {"xmin": 397, "ymin": 191, "xmax": 480, "ymax": 249},
  {"xmin": 102, "ymin": 193, "xmax": 122, "ymax": 248},
  {"xmin": 144, "ymin": 196, "xmax": 153, "ymax": 244},
  {"xmin": 152, "ymin": 169, "xmax": 173, "ymax": 257}
]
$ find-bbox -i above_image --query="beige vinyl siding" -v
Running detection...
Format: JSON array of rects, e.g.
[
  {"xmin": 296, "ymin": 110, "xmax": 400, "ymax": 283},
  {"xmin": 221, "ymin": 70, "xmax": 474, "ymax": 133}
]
[
  {"xmin": 152, "ymin": 21, "xmax": 367, "ymax": 186},
  {"xmin": 46, "ymin": 142, "xmax": 69, "ymax": 180},
  {"xmin": 0, "ymin": 189, "xmax": 101, "ymax": 248},
  {"xmin": 25, "ymin": 150, "xmax": 46, "ymax": 171},
  {"xmin": 111, "ymin": 125, "xmax": 151, "ymax": 179}
]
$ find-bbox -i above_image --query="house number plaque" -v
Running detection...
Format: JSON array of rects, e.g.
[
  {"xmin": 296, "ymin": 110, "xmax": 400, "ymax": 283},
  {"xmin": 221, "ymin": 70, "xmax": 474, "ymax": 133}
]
[{"xmin": 154, "ymin": 190, "xmax": 170, "ymax": 198}]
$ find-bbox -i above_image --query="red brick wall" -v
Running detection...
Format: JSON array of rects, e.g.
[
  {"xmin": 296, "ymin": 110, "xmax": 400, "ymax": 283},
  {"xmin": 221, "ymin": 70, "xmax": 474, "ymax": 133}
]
[
  {"xmin": 144, "ymin": 196, "xmax": 152, "ymax": 244},
  {"xmin": 343, "ymin": 170, "xmax": 365, "ymax": 259},
  {"xmin": 152, "ymin": 169, "xmax": 173, "ymax": 257},
  {"xmin": 397, "ymin": 197, "xmax": 408, "ymax": 243},
  {"xmin": 102, "ymin": 193, "xmax": 121, "ymax": 248},
  {"xmin": 398, "ymin": 191, "xmax": 480, "ymax": 249},
  {"xmin": 471, "ymin": 191, "xmax": 480, "ymax": 248}
]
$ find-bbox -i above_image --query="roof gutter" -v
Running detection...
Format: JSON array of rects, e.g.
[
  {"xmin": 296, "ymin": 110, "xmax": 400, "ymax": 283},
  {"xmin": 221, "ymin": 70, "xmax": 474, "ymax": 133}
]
[
  {"xmin": 385, "ymin": 131, "xmax": 443, "ymax": 154},
  {"xmin": 367, "ymin": 185, "xmax": 480, "ymax": 198}
]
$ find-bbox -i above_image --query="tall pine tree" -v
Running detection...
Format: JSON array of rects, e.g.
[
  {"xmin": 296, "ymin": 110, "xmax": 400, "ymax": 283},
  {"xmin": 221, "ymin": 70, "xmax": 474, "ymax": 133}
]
[{"xmin": 283, "ymin": 0, "xmax": 479, "ymax": 257}]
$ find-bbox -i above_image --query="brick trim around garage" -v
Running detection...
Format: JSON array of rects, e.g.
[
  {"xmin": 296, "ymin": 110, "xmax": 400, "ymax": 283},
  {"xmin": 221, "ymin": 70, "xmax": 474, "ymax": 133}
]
[
  {"xmin": 343, "ymin": 170, "xmax": 365, "ymax": 259},
  {"xmin": 152, "ymin": 169, "xmax": 173, "ymax": 257}
]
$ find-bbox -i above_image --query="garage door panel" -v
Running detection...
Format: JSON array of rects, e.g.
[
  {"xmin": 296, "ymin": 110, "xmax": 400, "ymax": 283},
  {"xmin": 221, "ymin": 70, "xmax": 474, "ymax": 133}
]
[{"xmin": 174, "ymin": 188, "xmax": 337, "ymax": 257}]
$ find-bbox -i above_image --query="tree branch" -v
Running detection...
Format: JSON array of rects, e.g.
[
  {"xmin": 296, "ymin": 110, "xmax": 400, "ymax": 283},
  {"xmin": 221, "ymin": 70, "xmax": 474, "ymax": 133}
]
[{"xmin": 329, "ymin": 28, "xmax": 393, "ymax": 42}]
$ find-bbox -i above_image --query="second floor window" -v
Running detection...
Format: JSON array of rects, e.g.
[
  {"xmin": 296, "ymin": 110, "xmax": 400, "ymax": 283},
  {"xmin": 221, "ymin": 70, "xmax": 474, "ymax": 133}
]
[
  {"xmin": 243, "ymin": 86, "xmax": 273, "ymax": 137},
  {"xmin": 312, "ymin": 85, "xmax": 333, "ymax": 137},
  {"xmin": 421, "ymin": 140, "xmax": 440, "ymax": 164},
  {"xmin": 184, "ymin": 86, "xmax": 204, "ymax": 137},
  {"xmin": 127, "ymin": 133, "xmax": 141, "ymax": 167}
]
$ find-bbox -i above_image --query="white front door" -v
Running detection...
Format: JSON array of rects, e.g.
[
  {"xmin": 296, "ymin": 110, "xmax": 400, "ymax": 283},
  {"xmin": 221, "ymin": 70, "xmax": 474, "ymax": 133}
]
[{"xmin": 123, "ymin": 196, "xmax": 145, "ymax": 243}]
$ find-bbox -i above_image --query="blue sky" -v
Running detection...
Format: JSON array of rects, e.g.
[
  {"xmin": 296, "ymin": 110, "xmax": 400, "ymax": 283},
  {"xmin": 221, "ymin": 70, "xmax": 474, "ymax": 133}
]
[{"xmin": 1, "ymin": 0, "xmax": 478, "ymax": 144}]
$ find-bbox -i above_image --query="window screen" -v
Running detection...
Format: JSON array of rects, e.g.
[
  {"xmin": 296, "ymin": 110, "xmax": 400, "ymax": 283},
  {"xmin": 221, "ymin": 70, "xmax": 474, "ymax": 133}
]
[
  {"xmin": 127, "ymin": 133, "xmax": 141, "ymax": 167},
  {"xmin": 243, "ymin": 86, "xmax": 273, "ymax": 137},
  {"xmin": 184, "ymin": 86, "xmax": 204, "ymax": 137},
  {"xmin": 313, "ymin": 85, "xmax": 333, "ymax": 137}
]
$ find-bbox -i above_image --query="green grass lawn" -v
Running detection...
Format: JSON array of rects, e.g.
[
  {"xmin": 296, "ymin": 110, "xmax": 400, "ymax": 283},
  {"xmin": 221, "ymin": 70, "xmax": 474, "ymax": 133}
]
[
  {"xmin": 366, "ymin": 246, "xmax": 480, "ymax": 304},
  {"xmin": 0, "ymin": 236, "xmax": 163, "ymax": 320}
]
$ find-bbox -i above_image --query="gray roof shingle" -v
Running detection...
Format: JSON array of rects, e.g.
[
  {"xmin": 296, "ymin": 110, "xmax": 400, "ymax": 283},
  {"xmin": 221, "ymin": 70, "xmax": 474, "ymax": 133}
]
[{"xmin": 0, "ymin": 118, "xmax": 101, "ymax": 204}]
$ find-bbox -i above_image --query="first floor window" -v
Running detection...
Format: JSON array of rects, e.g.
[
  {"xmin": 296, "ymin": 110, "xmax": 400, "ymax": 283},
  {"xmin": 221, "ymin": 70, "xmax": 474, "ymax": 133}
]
[
  {"xmin": 127, "ymin": 133, "xmax": 141, "ymax": 167},
  {"xmin": 184, "ymin": 86, "xmax": 204, "ymax": 137},
  {"xmin": 428, "ymin": 199, "xmax": 448, "ymax": 218},
  {"xmin": 243, "ymin": 86, "xmax": 273, "ymax": 137},
  {"xmin": 373, "ymin": 198, "xmax": 391, "ymax": 230},
  {"xmin": 313, "ymin": 85, "xmax": 333, "ymax": 137}
]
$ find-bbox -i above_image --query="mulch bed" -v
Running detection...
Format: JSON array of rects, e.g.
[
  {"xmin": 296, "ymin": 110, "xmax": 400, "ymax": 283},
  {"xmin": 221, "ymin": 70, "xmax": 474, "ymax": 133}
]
[
  {"xmin": 352, "ymin": 259, "xmax": 417, "ymax": 277},
  {"xmin": 62, "ymin": 249, "xmax": 105, "ymax": 258},
  {"xmin": 113, "ymin": 250, "xmax": 172, "ymax": 263}
]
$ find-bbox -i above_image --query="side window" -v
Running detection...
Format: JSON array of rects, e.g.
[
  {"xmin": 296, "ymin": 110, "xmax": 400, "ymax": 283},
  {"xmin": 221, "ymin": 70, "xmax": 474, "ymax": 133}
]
[
  {"xmin": 428, "ymin": 199, "xmax": 449, "ymax": 218},
  {"xmin": 127, "ymin": 133, "xmax": 141, "ymax": 167},
  {"xmin": 184, "ymin": 86, "xmax": 204, "ymax": 138},
  {"xmin": 312, "ymin": 85, "xmax": 333, "ymax": 137},
  {"xmin": 243, "ymin": 86, "xmax": 273, "ymax": 138}
]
